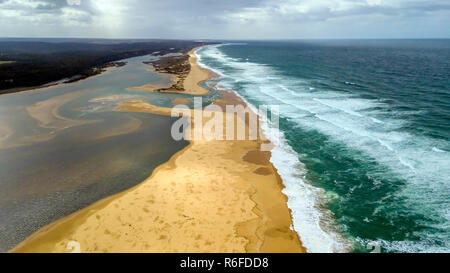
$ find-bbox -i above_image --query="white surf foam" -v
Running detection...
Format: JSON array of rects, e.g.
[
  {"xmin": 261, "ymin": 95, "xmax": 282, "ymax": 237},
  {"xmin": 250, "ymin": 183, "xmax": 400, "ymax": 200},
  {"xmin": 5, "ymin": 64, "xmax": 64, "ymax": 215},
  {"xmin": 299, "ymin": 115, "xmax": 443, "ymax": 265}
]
[
  {"xmin": 196, "ymin": 44, "xmax": 450, "ymax": 253},
  {"xmin": 197, "ymin": 45, "xmax": 349, "ymax": 253}
]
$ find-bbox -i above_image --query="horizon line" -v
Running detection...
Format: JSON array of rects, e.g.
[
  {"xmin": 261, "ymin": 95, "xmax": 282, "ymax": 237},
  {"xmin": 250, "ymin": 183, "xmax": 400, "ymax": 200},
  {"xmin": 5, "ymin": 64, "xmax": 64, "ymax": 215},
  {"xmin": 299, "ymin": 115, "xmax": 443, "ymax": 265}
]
[{"xmin": 1, "ymin": 37, "xmax": 449, "ymax": 41}]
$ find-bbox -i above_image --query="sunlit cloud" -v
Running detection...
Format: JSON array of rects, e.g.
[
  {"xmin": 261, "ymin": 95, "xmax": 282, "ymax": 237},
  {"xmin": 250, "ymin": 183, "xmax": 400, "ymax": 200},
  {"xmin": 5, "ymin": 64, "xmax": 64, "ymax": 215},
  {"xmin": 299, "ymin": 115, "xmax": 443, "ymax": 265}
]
[{"xmin": 0, "ymin": 0, "xmax": 449, "ymax": 38}]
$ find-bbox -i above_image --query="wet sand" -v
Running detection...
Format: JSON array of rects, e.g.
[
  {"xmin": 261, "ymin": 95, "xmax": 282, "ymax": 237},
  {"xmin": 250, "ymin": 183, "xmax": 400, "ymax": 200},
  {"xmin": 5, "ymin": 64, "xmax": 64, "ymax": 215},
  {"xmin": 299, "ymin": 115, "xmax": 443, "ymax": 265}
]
[
  {"xmin": 171, "ymin": 97, "xmax": 191, "ymax": 105},
  {"xmin": 1, "ymin": 54, "xmax": 190, "ymax": 252},
  {"xmin": 12, "ymin": 47, "xmax": 305, "ymax": 253},
  {"xmin": 27, "ymin": 92, "xmax": 100, "ymax": 130}
]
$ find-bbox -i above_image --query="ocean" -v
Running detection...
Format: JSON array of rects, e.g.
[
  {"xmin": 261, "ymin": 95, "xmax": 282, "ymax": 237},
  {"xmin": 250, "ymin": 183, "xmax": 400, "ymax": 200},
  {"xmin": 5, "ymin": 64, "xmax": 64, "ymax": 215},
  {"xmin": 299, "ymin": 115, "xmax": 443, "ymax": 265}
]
[{"xmin": 196, "ymin": 40, "xmax": 450, "ymax": 253}]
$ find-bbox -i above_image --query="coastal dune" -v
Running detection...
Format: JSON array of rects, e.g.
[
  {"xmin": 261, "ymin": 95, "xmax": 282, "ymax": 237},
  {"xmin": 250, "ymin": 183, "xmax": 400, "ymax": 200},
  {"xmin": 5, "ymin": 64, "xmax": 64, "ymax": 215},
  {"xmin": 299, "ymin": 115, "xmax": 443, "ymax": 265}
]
[{"xmin": 12, "ymin": 47, "xmax": 305, "ymax": 253}]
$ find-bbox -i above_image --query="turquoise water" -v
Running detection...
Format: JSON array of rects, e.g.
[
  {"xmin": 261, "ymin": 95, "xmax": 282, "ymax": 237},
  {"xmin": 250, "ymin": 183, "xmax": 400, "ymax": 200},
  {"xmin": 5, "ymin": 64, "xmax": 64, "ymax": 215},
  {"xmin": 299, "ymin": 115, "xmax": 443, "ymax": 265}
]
[{"xmin": 197, "ymin": 40, "xmax": 450, "ymax": 253}]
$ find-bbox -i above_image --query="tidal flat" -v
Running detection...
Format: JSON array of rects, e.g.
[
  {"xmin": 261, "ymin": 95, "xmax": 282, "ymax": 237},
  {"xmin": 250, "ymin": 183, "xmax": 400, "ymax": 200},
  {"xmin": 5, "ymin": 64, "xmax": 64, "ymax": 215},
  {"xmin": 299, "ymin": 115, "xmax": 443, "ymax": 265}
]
[{"xmin": 0, "ymin": 54, "xmax": 195, "ymax": 252}]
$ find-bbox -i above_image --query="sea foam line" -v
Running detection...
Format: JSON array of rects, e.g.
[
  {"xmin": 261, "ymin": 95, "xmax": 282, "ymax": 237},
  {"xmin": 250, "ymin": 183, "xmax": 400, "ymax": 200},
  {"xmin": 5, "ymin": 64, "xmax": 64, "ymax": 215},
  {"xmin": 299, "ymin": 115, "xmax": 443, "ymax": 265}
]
[
  {"xmin": 197, "ymin": 44, "xmax": 450, "ymax": 253},
  {"xmin": 196, "ymin": 44, "xmax": 348, "ymax": 253}
]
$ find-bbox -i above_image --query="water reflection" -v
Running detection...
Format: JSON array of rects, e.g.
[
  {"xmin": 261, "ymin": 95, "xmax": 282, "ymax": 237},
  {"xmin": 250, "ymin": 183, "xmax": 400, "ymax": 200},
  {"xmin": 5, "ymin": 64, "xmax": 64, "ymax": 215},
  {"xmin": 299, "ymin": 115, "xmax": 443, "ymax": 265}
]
[{"xmin": 0, "ymin": 54, "xmax": 200, "ymax": 252}]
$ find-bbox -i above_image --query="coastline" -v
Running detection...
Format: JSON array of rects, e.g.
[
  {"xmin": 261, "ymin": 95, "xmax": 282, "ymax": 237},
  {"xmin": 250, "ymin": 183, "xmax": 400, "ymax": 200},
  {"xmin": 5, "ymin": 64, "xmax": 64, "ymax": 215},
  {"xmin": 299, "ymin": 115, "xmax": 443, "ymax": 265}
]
[
  {"xmin": 0, "ymin": 65, "xmax": 117, "ymax": 97},
  {"xmin": 126, "ymin": 47, "xmax": 211, "ymax": 95},
  {"xmin": 12, "ymin": 47, "xmax": 305, "ymax": 253}
]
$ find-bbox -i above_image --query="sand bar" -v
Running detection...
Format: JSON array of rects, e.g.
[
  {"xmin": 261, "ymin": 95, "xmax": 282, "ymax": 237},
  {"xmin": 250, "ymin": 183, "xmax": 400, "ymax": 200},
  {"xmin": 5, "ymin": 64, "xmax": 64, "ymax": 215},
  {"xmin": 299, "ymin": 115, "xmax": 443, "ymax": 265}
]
[
  {"xmin": 12, "ymin": 47, "xmax": 305, "ymax": 253},
  {"xmin": 127, "ymin": 48, "xmax": 211, "ymax": 95},
  {"xmin": 27, "ymin": 92, "xmax": 99, "ymax": 130}
]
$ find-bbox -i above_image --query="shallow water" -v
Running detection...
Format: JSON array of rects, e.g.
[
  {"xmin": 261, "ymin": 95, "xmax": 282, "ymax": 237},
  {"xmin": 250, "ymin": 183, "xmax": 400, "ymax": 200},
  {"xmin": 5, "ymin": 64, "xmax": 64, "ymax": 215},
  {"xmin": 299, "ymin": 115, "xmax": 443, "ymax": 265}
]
[
  {"xmin": 0, "ymin": 54, "xmax": 199, "ymax": 252},
  {"xmin": 197, "ymin": 40, "xmax": 450, "ymax": 253}
]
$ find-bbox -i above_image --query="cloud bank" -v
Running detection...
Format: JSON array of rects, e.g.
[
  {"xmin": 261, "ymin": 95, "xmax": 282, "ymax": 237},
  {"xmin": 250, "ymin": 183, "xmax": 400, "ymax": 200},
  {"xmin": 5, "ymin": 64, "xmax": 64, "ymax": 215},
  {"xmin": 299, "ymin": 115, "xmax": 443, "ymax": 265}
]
[{"xmin": 1, "ymin": 0, "xmax": 449, "ymax": 38}]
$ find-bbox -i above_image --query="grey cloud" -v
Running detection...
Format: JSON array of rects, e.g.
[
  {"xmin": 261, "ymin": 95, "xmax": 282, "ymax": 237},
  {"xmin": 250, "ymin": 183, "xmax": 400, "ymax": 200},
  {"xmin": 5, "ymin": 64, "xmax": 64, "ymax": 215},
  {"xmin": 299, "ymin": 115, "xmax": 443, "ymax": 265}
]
[
  {"xmin": 0, "ymin": 0, "xmax": 91, "ymax": 14},
  {"xmin": 0, "ymin": 0, "xmax": 449, "ymax": 38},
  {"xmin": 262, "ymin": 0, "xmax": 450, "ymax": 23}
]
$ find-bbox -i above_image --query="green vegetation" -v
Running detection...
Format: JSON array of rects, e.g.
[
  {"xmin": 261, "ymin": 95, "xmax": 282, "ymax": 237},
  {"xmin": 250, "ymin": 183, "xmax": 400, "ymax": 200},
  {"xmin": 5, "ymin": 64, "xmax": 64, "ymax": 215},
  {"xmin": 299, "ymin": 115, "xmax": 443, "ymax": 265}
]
[
  {"xmin": 0, "ymin": 39, "xmax": 210, "ymax": 93},
  {"xmin": 0, "ymin": 61, "xmax": 14, "ymax": 65}
]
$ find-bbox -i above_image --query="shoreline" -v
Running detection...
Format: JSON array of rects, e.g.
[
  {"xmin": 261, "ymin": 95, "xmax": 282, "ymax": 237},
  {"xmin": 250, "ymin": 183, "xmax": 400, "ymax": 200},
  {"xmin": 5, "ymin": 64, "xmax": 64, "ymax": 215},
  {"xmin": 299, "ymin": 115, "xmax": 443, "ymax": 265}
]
[
  {"xmin": 0, "ymin": 65, "xmax": 117, "ymax": 97},
  {"xmin": 126, "ymin": 47, "xmax": 211, "ymax": 95},
  {"xmin": 12, "ymin": 46, "xmax": 305, "ymax": 253}
]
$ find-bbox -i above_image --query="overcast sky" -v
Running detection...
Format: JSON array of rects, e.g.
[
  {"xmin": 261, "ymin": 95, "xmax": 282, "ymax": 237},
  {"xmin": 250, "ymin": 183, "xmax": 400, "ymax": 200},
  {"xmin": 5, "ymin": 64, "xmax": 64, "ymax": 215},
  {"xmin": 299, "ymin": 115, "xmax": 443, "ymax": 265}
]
[{"xmin": 1, "ymin": 0, "xmax": 449, "ymax": 39}]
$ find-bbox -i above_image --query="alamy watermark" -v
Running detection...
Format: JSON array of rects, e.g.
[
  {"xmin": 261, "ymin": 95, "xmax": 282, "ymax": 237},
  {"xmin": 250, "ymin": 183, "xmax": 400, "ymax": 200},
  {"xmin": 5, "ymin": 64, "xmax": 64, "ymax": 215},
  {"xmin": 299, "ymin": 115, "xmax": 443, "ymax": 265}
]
[
  {"xmin": 366, "ymin": 241, "xmax": 382, "ymax": 253},
  {"xmin": 66, "ymin": 240, "xmax": 81, "ymax": 253},
  {"xmin": 170, "ymin": 97, "xmax": 279, "ymax": 151}
]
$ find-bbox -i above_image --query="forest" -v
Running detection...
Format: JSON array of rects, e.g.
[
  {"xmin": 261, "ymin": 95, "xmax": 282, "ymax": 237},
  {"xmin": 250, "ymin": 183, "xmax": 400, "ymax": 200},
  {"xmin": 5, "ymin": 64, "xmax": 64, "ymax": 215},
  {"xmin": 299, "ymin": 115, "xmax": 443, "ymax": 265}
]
[{"xmin": 0, "ymin": 38, "xmax": 208, "ymax": 94}]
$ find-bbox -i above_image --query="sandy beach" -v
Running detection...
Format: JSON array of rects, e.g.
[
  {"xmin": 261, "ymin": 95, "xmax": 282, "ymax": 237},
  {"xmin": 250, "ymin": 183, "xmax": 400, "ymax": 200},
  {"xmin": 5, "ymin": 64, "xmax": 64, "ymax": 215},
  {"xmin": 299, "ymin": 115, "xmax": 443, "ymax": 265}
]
[
  {"xmin": 126, "ymin": 48, "xmax": 211, "ymax": 95},
  {"xmin": 12, "ymin": 47, "xmax": 305, "ymax": 253}
]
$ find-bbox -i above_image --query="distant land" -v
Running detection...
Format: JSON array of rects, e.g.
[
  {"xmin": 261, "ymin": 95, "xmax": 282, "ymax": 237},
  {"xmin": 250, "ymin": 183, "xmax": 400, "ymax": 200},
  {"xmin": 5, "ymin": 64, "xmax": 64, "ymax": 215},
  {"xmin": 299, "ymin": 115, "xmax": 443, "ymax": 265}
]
[{"xmin": 0, "ymin": 38, "xmax": 212, "ymax": 94}]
